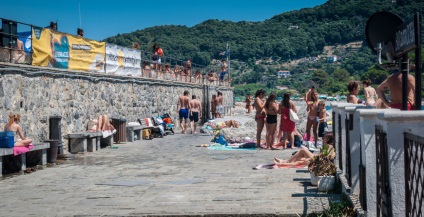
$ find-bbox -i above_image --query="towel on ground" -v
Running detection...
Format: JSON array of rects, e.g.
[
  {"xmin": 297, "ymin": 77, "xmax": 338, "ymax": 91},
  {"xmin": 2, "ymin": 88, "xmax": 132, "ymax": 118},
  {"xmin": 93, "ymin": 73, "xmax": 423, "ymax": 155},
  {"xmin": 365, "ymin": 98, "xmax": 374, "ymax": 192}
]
[
  {"xmin": 14, "ymin": 143, "xmax": 34, "ymax": 156},
  {"xmin": 253, "ymin": 163, "xmax": 308, "ymax": 170},
  {"xmin": 207, "ymin": 144, "xmax": 256, "ymax": 151}
]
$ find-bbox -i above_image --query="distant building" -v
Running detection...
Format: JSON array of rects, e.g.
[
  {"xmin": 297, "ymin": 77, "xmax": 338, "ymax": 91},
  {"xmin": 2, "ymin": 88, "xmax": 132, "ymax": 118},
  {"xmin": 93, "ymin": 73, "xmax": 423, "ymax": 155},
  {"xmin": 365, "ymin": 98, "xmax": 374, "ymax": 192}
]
[
  {"xmin": 276, "ymin": 86, "xmax": 288, "ymax": 90},
  {"xmin": 277, "ymin": 70, "xmax": 291, "ymax": 78},
  {"xmin": 288, "ymin": 25, "xmax": 299, "ymax": 30},
  {"xmin": 327, "ymin": 56, "xmax": 338, "ymax": 63}
]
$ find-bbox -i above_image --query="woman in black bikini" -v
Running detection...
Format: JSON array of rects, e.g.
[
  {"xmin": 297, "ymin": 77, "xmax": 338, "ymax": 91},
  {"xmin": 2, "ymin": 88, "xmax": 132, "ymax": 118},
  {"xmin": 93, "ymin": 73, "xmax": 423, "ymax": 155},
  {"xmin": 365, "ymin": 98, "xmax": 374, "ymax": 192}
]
[{"xmin": 265, "ymin": 92, "xmax": 279, "ymax": 149}]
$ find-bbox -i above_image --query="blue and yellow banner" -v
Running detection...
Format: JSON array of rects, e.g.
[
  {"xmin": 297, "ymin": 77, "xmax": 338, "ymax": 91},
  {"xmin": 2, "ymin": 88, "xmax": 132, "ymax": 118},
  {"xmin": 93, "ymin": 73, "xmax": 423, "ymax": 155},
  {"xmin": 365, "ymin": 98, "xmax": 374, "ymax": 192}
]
[{"xmin": 31, "ymin": 28, "xmax": 105, "ymax": 72}]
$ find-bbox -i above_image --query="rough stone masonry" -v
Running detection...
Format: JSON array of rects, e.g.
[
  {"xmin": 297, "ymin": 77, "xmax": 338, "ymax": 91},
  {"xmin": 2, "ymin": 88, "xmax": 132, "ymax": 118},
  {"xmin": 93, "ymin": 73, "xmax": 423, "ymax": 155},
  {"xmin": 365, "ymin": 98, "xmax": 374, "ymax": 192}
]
[{"xmin": 0, "ymin": 67, "xmax": 233, "ymax": 151}]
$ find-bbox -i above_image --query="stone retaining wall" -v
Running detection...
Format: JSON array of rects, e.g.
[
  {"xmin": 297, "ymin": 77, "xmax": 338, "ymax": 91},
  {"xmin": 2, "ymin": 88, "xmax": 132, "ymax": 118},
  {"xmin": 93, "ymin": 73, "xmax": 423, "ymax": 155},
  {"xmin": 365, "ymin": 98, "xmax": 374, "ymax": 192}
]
[{"xmin": 0, "ymin": 66, "xmax": 233, "ymax": 150}]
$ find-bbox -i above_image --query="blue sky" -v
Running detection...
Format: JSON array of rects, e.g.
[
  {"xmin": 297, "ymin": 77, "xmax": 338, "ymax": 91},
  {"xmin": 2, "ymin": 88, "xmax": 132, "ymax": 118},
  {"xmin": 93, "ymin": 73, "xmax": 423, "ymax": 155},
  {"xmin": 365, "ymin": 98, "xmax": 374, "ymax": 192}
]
[{"xmin": 1, "ymin": 0, "xmax": 327, "ymax": 41}]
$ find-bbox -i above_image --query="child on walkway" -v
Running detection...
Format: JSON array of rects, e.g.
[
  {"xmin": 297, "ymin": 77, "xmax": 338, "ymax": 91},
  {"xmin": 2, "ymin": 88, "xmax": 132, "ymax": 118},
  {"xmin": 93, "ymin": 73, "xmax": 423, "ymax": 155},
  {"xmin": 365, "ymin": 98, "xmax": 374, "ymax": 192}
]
[{"xmin": 317, "ymin": 101, "xmax": 328, "ymax": 143}]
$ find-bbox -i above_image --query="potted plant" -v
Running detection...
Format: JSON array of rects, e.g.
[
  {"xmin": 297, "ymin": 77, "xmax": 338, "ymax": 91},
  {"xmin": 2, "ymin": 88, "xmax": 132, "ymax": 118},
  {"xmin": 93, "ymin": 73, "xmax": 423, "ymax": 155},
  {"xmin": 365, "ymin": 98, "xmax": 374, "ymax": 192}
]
[{"xmin": 308, "ymin": 144, "xmax": 337, "ymax": 191}]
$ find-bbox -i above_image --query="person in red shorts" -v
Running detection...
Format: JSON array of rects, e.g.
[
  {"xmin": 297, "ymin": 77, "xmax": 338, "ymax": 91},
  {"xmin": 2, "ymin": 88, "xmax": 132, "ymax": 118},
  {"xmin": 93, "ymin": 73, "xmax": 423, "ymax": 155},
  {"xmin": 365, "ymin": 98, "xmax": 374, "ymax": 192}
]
[{"xmin": 376, "ymin": 68, "xmax": 415, "ymax": 110}]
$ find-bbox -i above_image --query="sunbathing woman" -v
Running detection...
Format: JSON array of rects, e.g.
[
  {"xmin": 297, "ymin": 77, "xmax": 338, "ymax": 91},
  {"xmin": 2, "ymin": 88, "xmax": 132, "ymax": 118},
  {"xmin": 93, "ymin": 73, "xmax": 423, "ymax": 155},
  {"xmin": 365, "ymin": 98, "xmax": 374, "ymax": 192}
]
[
  {"xmin": 273, "ymin": 133, "xmax": 335, "ymax": 167},
  {"xmin": 5, "ymin": 114, "xmax": 33, "ymax": 147},
  {"xmin": 96, "ymin": 115, "xmax": 115, "ymax": 130},
  {"xmin": 207, "ymin": 120, "xmax": 240, "ymax": 129}
]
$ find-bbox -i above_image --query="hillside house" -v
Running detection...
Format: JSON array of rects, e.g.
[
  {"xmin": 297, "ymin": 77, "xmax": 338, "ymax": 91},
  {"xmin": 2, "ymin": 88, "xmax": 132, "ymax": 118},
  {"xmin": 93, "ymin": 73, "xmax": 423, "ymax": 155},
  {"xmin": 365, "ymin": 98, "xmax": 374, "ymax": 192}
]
[
  {"xmin": 277, "ymin": 70, "xmax": 291, "ymax": 78},
  {"xmin": 327, "ymin": 56, "xmax": 338, "ymax": 63}
]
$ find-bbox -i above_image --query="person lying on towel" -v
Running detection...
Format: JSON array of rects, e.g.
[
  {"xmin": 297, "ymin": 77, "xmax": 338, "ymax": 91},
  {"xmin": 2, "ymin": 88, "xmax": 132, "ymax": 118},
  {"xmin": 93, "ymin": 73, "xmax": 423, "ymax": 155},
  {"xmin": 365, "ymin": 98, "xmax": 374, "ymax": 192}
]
[
  {"xmin": 206, "ymin": 120, "xmax": 240, "ymax": 129},
  {"xmin": 273, "ymin": 133, "xmax": 335, "ymax": 167}
]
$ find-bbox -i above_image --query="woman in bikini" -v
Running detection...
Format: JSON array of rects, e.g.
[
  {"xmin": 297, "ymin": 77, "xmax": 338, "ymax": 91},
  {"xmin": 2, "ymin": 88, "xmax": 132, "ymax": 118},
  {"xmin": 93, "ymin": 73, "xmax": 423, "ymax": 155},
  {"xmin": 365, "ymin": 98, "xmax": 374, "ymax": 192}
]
[
  {"xmin": 5, "ymin": 114, "xmax": 32, "ymax": 147},
  {"xmin": 347, "ymin": 81, "xmax": 362, "ymax": 104},
  {"xmin": 273, "ymin": 134, "xmax": 335, "ymax": 167},
  {"xmin": 254, "ymin": 89, "xmax": 266, "ymax": 148},
  {"xmin": 305, "ymin": 90, "xmax": 319, "ymax": 143},
  {"xmin": 265, "ymin": 92, "xmax": 279, "ymax": 149},
  {"xmin": 362, "ymin": 79, "xmax": 378, "ymax": 106}
]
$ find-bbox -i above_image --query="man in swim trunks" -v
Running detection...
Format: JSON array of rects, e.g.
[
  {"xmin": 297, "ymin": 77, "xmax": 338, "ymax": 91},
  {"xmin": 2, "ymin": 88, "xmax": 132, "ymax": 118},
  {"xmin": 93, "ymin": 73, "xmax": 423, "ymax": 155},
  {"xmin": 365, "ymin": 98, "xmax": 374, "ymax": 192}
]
[
  {"xmin": 217, "ymin": 91, "xmax": 224, "ymax": 118},
  {"xmin": 376, "ymin": 68, "xmax": 415, "ymax": 110},
  {"xmin": 177, "ymin": 90, "xmax": 190, "ymax": 134},
  {"xmin": 189, "ymin": 95, "xmax": 202, "ymax": 134}
]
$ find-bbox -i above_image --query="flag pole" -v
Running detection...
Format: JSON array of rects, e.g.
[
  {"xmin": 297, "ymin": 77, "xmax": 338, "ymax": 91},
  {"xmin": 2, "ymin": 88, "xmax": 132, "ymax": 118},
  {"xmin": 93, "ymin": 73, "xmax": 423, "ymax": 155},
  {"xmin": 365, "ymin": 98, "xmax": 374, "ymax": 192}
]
[
  {"xmin": 227, "ymin": 43, "xmax": 230, "ymax": 84},
  {"xmin": 79, "ymin": 2, "xmax": 82, "ymax": 28}
]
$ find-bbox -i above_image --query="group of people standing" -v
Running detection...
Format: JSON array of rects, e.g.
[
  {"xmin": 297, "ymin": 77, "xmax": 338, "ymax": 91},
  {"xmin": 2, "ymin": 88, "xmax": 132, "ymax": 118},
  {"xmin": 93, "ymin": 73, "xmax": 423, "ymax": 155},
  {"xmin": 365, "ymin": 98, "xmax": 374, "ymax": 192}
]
[
  {"xmin": 176, "ymin": 90, "xmax": 226, "ymax": 134},
  {"xmin": 254, "ymin": 90, "xmax": 299, "ymax": 149},
  {"xmin": 211, "ymin": 92, "xmax": 224, "ymax": 119},
  {"xmin": 253, "ymin": 87, "xmax": 328, "ymax": 150}
]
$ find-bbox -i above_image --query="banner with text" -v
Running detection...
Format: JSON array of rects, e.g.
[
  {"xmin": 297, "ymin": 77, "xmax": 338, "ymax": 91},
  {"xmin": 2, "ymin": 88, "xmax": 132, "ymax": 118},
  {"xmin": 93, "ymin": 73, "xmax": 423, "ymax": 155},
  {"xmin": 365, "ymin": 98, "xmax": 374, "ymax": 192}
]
[
  {"xmin": 31, "ymin": 28, "xmax": 105, "ymax": 72},
  {"xmin": 105, "ymin": 44, "xmax": 141, "ymax": 76}
]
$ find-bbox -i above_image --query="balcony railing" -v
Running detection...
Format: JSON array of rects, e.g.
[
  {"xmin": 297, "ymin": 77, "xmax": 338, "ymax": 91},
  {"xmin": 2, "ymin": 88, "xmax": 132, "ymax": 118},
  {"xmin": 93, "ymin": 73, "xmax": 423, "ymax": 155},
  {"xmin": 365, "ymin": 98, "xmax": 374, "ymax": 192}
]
[
  {"xmin": 375, "ymin": 125, "xmax": 392, "ymax": 217},
  {"xmin": 331, "ymin": 102, "xmax": 424, "ymax": 216},
  {"xmin": 345, "ymin": 114, "xmax": 352, "ymax": 186},
  {"xmin": 338, "ymin": 113, "xmax": 343, "ymax": 170},
  {"xmin": 404, "ymin": 132, "xmax": 424, "ymax": 217},
  {"xmin": 0, "ymin": 17, "xmax": 231, "ymax": 87}
]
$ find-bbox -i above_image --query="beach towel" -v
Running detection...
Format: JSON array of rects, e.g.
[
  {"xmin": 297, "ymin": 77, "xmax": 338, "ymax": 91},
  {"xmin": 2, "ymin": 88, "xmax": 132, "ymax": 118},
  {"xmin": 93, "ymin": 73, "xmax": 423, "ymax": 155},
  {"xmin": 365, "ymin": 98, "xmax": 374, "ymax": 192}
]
[
  {"xmin": 207, "ymin": 144, "xmax": 256, "ymax": 151},
  {"xmin": 252, "ymin": 163, "xmax": 307, "ymax": 170},
  {"xmin": 13, "ymin": 143, "xmax": 34, "ymax": 156},
  {"xmin": 102, "ymin": 129, "xmax": 116, "ymax": 138}
]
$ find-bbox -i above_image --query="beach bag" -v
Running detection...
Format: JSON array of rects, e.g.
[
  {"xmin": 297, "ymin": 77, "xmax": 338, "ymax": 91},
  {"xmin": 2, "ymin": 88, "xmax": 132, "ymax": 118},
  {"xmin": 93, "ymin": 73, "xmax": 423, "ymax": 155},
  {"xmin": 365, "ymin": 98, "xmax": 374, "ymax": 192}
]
[
  {"xmin": 163, "ymin": 117, "xmax": 171, "ymax": 124},
  {"xmin": 294, "ymin": 135, "xmax": 302, "ymax": 147},
  {"xmin": 142, "ymin": 129, "xmax": 152, "ymax": 140},
  {"xmin": 289, "ymin": 109, "xmax": 299, "ymax": 122},
  {"xmin": 87, "ymin": 119, "xmax": 98, "ymax": 131},
  {"xmin": 155, "ymin": 117, "xmax": 164, "ymax": 125},
  {"xmin": 239, "ymin": 142, "xmax": 256, "ymax": 149},
  {"xmin": 214, "ymin": 135, "xmax": 228, "ymax": 146},
  {"xmin": 0, "ymin": 131, "xmax": 14, "ymax": 148}
]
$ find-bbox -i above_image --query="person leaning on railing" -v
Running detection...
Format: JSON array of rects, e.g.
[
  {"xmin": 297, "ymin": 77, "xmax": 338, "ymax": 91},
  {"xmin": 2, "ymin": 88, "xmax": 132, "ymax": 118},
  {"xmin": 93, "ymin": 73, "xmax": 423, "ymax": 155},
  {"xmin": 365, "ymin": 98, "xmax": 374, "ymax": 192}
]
[{"xmin": 194, "ymin": 70, "xmax": 202, "ymax": 81}]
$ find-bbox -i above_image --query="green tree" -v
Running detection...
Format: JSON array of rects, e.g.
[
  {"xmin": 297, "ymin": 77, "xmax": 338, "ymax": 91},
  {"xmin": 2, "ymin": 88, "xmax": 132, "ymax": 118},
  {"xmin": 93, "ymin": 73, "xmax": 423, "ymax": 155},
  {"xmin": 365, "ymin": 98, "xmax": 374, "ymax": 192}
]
[
  {"xmin": 312, "ymin": 69, "xmax": 330, "ymax": 88},
  {"xmin": 360, "ymin": 66, "xmax": 389, "ymax": 85},
  {"xmin": 333, "ymin": 68, "xmax": 351, "ymax": 83}
]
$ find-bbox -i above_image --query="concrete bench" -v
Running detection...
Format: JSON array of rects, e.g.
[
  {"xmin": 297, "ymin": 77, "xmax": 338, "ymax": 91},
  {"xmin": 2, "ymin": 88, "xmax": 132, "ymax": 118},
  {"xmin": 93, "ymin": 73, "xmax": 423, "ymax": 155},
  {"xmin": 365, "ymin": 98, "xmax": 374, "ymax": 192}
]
[
  {"xmin": 64, "ymin": 131, "xmax": 113, "ymax": 154},
  {"xmin": 0, "ymin": 142, "xmax": 50, "ymax": 176},
  {"xmin": 126, "ymin": 125, "xmax": 143, "ymax": 142}
]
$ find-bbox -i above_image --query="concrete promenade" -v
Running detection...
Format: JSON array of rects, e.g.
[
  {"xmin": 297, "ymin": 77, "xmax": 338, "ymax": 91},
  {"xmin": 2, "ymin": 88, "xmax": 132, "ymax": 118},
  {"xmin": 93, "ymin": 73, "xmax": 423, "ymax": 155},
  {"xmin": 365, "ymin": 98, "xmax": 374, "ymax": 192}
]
[{"xmin": 0, "ymin": 116, "xmax": 340, "ymax": 216}]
